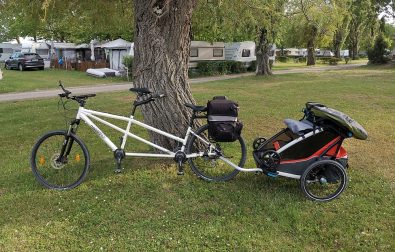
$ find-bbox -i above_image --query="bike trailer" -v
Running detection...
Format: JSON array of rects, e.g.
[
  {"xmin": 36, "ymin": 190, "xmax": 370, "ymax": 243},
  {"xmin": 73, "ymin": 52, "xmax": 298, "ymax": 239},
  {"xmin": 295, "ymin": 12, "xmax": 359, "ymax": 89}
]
[
  {"xmin": 207, "ymin": 96, "xmax": 243, "ymax": 142},
  {"xmin": 252, "ymin": 102, "xmax": 369, "ymax": 176}
]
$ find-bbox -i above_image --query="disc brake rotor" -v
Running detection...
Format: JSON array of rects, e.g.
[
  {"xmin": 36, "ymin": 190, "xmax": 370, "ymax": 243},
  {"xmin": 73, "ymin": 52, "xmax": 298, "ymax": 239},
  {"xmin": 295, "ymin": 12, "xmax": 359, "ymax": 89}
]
[{"xmin": 51, "ymin": 153, "xmax": 66, "ymax": 170}]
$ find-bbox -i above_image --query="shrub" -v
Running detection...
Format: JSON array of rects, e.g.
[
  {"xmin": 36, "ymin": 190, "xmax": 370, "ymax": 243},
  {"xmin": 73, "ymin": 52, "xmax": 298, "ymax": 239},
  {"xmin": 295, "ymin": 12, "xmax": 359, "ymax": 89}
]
[
  {"xmin": 122, "ymin": 55, "xmax": 133, "ymax": 79},
  {"xmin": 276, "ymin": 56, "xmax": 289, "ymax": 63},
  {"xmin": 247, "ymin": 61, "xmax": 256, "ymax": 72},
  {"xmin": 367, "ymin": 33, "xmax": 392, "ymax": 64},
  {"xmin": 329, "ymin": 58, "xmax": 341, "ymax": 65},
  {"xmin": 195, "ymin": 60, "xmax": 246, "ymax": 76},
  {"xmin": 317, "ymin": 57, "xmax": 333, "ymax": 64},
  {"xmin": 229, "ymin": 61, "xmax": 247, "ymax": 74}
]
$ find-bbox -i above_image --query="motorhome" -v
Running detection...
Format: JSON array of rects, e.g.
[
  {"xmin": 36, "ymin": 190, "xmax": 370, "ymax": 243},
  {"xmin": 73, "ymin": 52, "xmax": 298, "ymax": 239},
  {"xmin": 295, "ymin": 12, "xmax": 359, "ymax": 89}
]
[
  {"xmin": 225, "ymin": 41, "xmax": 256, "ymax": 64},
  {"xmin": 0, "ymin": 43, "xmax": 22, "ymax": 62},
  {"xmin": 316, "ymin": 49, "xmax": 334, "ymax": 57},
  {"xmin": 189, "ymin": 41, "xmax": 225, "ymax": 68}
]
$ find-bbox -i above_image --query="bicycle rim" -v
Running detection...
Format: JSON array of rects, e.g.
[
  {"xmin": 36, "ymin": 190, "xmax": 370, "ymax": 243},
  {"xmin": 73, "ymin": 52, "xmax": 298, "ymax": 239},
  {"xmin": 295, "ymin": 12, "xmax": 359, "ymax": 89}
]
[
  {"xmin": 32, "ymin": 132, "xmax": 89, "ymax": 189},
  {"xmin": 188, "ymin": 125, "xmax": 245, "ymax": 181}
]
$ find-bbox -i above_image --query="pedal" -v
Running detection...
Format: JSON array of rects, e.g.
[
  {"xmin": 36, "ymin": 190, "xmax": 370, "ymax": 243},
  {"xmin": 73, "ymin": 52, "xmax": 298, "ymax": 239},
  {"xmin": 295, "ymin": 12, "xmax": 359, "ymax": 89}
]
[{"xmin": 114, "ymin": 168, "xmax": 124, "ymax": 174}]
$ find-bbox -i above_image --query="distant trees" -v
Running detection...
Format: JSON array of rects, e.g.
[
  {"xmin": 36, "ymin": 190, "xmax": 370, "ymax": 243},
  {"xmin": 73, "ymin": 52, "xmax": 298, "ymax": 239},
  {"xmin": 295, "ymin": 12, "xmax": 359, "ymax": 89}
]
[
  {"xmin": 0, "ymin": 0, "xmax": 134, "ymax": 43},
  {"xmin": 192, "ymin": 0, "xmax": 285, "ymax": 75},
  {"xmin": 284, "ymin": 0, "xmax": 342, "ymax": 65},
  {"xmin": 367, "ymin": 18, "xmax": 392, "ymax": 64}
]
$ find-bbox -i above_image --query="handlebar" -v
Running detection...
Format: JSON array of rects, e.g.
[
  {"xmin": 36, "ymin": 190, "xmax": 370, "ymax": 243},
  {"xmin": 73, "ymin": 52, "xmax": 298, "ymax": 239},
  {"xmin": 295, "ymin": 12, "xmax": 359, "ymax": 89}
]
[{"xmin": 58, "ymin": 81, "xmax": 96, "ymax": 105}]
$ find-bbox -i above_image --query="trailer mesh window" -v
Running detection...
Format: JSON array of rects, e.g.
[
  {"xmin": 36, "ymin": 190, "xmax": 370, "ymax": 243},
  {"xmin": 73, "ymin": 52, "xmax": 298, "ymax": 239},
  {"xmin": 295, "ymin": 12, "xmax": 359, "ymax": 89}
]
[
  {"xmin": 242, "ymin": 49, "xmax": 250, "ymax": 57},
  {"xmin": 190, "ymin": 48, "xmax": 198, "ymax": 57},
  {"xmin": 213, "ymin": 49, "xmax": 223, "ymax": 57}
]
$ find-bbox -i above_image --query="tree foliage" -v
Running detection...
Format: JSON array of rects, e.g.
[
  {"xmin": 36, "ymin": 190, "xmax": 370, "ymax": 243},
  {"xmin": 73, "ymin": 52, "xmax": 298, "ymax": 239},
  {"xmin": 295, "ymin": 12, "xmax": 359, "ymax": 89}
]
[
  {"xmin": 285, "ymin": 0, "xmax": 343, "ymax": 65},
  {"xmin": 0, "ymin": 0, "xmax": 134, "ymax": 43},
  {"xmin": 367, "ymin": 32, "xmax": 392, "ymax": 63},
  {"xmin": 192, "ymin": 0, "xmax": 285, "ymax": 74}
]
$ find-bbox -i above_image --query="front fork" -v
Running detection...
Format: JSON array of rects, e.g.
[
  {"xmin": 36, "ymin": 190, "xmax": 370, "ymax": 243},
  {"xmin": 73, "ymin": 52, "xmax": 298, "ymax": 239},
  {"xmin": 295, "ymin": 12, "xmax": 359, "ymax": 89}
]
[{"xmin": 58, "ymin": 120, "xmax": 80, "ymax": 162}]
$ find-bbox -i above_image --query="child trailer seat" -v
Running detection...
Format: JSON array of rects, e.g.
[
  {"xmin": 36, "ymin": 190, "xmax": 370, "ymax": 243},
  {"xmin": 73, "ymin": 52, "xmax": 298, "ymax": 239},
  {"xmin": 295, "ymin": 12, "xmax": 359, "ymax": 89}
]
[{"xmin": 207, "ymin": 96, "xmax": 243, "ymax": 142}]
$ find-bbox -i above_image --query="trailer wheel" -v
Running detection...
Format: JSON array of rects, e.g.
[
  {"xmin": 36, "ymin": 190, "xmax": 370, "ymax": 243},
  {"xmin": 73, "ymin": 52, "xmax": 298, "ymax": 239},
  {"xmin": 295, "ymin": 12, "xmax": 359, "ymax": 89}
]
[{"xmin": 300, "ymin": 159, "xmax": 347, "ymax": 202}]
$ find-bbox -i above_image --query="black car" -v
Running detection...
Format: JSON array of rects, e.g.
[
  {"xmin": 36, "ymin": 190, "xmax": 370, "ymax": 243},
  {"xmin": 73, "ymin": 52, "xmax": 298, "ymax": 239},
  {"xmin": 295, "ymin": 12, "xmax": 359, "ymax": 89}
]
[{"xmin": 5, "ymin": 52, "xmax": 45, "ymax": 71}]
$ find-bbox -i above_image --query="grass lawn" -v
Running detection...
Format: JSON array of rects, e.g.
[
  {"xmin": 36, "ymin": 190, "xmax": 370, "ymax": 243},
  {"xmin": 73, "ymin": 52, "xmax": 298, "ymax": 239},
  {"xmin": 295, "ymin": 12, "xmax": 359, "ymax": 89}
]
[
  {"xmin": 0, "ymin": 68, "xmax": 127, "ymax": 94},
  {"xmin": 272, "ymin": 59, "xmax": 368, "ymax": 70},
  {"xmin": 0, "ymin": 59, "xmax": 368, "ymax": 94},
  {"xmin": 0, "ymin": 65, "xmax": 394, "ymax": 251}
]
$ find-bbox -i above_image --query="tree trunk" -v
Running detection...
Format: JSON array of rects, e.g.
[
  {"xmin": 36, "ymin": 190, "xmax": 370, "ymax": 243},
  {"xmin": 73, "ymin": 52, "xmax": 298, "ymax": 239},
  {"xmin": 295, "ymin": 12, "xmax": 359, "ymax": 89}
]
[
  {"xmin": 306, "ymin": 39, "xmax": 315, "ymax": 66},
  {"xmin": 133, "ymin": 0, "xmax": 197, "ymax": 150},
  {"xmin": 333, "ymin": 30, "xmax": 342, "ymax": 58},
  {"xmin": 348, "ymin": 23, "xmax": 360, "ymax": 60},
  {"xmin": 255, "ymin": 28, "xmax": 272, "ymax": 75},
  {"xmin": 306, "ymin": 26, "xmax": 317, "ymax": 66}
]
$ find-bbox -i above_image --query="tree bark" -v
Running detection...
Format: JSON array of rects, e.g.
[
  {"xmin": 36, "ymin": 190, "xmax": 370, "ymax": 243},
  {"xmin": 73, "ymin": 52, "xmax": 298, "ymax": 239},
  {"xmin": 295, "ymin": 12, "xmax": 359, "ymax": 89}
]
[
  {"xmin": 255, "ymin": 28, "xmax": 272, "ymax": 75},
  {"xmin": 306, "ymin": 26, "xmax": 317, "ymax": 66},
  {"xmin": 348, "ymin": 22, "xmax": 360, "ymax": 60},
  {"xmin": 133, "ymin": 0, "xmax": 197, "ymax": 150},
  {"xmin": 333, "ymin": 30, "xmax": 342, "ymax": 58}
]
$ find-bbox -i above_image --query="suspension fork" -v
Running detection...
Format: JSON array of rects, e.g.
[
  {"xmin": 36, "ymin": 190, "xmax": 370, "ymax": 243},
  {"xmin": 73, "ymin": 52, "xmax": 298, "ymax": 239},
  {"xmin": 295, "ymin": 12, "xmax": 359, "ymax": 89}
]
[{"xmin": 58, "ymin": 120, "xmax": 80, "ymax": 161}]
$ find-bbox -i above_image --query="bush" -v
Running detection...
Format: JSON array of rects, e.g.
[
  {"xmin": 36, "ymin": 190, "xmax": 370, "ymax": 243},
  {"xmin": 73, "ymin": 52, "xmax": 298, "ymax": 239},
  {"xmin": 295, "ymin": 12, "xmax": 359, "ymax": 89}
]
[
  {"xmin": 122, "ymin": 55, "xmax": 133, "ymax": 80},
  {"xmin": 229, "ymin": 61, "xmax": 247, "ymax": 74},
  {"xmin": 247, "ymin": 61, "xmax": 256, "ymax": 72},
  {"xmin": 329, "ymin": 58, "xmax": 341, "ymax": 65},
  {"xmin": 367, "ymin": 33, "xmax": 392, "ymax": 64},
  {"xmin": 317, "ymin": 57, "xmax": 333, "ymax": 64},
  {"xmin": 194, "ymin": 60, "xmax": 246, "ymax": 76},
  {"xmin": 276, "ymin": 56, "xmax": 289, "ymax": 63}
]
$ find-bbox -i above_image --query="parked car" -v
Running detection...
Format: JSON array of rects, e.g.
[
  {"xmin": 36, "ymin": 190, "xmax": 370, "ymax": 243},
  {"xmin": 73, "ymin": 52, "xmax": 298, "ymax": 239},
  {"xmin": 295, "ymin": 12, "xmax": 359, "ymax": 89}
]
[{"xmin": 4, "ymin": 52, "xmax": 44, "ymax": 71}]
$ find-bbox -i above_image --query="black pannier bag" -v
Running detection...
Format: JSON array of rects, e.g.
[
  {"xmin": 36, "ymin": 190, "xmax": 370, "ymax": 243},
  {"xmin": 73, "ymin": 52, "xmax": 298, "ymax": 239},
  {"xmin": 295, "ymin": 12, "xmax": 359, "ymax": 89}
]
[{"xmin": 207, "ymin": 96, "xmax": 243, "ymax": 142}]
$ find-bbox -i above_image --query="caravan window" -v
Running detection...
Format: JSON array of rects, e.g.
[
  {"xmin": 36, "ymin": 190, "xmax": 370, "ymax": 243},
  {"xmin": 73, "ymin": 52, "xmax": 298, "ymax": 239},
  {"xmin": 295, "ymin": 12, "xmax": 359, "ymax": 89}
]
[
  {"xmin": 0, "ymin": 48, "xmax": 3, "ymax": 53},
  {"xmin": 190, "ymin": 48, "xmax": 198, "ymax": 57},
  {"xmin": 242, "ymin": 49, "xmax": 250, "ymax": 57},
  {"xmin": 213, "ymin": 48, "xmax": 223, "ymax": 57}
]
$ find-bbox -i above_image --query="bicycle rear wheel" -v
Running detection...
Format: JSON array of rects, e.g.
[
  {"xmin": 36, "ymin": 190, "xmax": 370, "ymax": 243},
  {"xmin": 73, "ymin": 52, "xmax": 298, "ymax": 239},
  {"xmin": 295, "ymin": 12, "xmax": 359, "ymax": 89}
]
[
  {"xmin": 187, "ymin": 124, "xmax": 246, "ymax": 182},
  {"xmin": 31, "ymin": 130, "xmax": 90, "ymax": 190}
]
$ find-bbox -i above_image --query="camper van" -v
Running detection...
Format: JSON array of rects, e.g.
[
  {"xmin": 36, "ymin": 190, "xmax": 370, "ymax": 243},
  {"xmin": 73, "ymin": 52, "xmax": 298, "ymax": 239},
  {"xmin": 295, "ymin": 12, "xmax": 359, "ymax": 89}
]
[
  {"xmin": 316, "ymin": 49, "xmax": 334, "ymax": 57},
  {"xmin": 189, "ymin": 41, "xmax": 225, "ymax": 67},
  {"xmin": 225, "ymin": 41, "xmax": 276, "ymax": 66},
  {"xmin": 225, "ymin": 41, "xmax": 256, "ymax": 63},
  {"xmin": 0, "ymin": 43, "xmax": 21, "ymax": 62}
]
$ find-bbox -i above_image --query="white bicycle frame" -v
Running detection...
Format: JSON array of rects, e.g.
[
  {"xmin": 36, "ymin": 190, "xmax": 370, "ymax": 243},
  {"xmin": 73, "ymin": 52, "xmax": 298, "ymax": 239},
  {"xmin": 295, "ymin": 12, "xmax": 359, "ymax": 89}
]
[
  {"xmin": 75, "ymin": 106, "xmax": 309, "ymax": 178},
  {"xmin": 76, "ymin": 106, "xmax": 205, "ymax": 159}
]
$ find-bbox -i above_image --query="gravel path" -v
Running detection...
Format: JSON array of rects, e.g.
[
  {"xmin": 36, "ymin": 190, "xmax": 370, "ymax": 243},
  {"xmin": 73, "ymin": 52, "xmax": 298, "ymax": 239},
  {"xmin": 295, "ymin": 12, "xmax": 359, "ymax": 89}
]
[{"xmin": 0, "ymin": 64, "xmax": 365, "ymax": 103}]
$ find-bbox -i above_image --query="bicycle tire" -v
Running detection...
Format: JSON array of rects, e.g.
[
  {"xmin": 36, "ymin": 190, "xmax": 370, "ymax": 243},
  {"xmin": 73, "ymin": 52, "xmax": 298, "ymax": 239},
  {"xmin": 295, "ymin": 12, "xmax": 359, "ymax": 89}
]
[
  {"xmin": 300, "ymin": 159, "xmax": 348, "ymax": 202},
  {"xmin": 186, "ymin": 124, "xmax": 246, "ymax": 182},
  {"xmin": 30, "ymin": 130, "xmax": 90, "ymax": 190}
]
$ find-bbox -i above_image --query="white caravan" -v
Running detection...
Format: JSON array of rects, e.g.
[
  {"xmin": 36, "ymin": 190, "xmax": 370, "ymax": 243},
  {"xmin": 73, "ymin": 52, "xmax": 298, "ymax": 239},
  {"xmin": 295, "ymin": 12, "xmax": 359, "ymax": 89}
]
[
  {"xmin": 225, "ymin": 41, "xmax": 276, "ymax": 66},
  {"xmin": 225, "ymin": 41, "xmax": 256, "ymax": 63}
]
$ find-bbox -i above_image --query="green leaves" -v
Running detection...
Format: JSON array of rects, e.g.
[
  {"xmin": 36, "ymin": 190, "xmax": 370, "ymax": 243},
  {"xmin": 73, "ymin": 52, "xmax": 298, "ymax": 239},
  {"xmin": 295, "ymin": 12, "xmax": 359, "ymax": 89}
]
[{"xmin": 0, "ymin": 0, "xmax": 134, "ymax": 43}]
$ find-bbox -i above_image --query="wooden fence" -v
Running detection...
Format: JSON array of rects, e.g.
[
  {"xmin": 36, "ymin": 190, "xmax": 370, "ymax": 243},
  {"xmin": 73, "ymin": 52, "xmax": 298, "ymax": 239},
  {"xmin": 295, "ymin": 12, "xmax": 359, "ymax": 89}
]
[{"xmin": 51, "ymin": 59, "xmax": 109, "ymax": 72}]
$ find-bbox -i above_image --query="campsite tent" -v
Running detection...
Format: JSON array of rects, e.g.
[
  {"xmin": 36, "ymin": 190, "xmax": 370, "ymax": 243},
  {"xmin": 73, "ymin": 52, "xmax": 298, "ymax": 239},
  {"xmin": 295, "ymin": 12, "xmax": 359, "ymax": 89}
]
[{"xmin": 101, "ymin": 38, "xmax": 133, "ymax": 70}]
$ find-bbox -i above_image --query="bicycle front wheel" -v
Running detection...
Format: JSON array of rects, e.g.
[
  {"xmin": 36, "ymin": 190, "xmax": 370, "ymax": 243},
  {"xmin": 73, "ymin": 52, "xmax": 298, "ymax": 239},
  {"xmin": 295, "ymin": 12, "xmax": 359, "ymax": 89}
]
[
  {"xmin": 187, "ymin": 124, "xmax": 246, "ymax": 182},
  {"xmin": 31, "ymin": 130, "xmax": 90, "ymax": 190}
]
